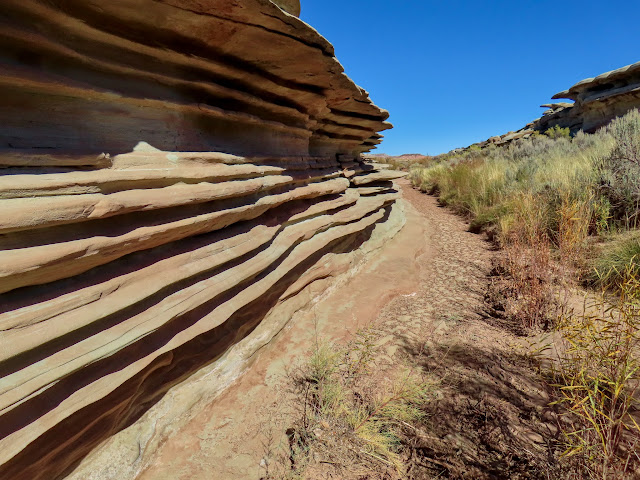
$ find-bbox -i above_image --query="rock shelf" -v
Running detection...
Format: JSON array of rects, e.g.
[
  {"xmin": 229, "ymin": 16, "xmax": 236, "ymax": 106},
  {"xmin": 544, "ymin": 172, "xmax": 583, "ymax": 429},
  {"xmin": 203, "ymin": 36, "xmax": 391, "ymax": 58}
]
[{"xmin": 0, "ymin": 1, "xmax": 401, "ymax": 478}]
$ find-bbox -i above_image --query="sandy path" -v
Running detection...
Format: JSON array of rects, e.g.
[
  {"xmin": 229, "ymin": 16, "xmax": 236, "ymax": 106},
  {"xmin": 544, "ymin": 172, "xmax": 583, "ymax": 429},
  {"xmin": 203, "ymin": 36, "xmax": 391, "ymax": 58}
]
[{"xmin": 137, "ymin": 180, "xmax": 554, "ymax": 479}]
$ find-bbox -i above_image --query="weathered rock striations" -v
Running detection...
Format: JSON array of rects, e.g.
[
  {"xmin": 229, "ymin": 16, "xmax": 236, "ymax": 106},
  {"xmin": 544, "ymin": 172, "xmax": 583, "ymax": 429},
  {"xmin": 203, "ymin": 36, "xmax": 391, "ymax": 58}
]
[
  {"xmin": 0, "ymin": 1, "xmax": 401, "ymax": 479},
  {"xmin": 0, "ymin": 0, "xmax": 390, "ymax": 159},
  {"xmin": 272, "ymin": 0, "xmax": 301, "ymax": 16}
]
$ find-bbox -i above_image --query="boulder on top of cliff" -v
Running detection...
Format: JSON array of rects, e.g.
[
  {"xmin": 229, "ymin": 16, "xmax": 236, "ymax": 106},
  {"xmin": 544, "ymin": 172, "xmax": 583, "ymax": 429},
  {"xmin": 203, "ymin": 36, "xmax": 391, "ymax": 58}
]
[
  {"xmin": 541, "ymin": 103, "xmax": 573, "ymax": 110},
  {"xmin": 540, "ymin": 102, "xmax": 574, "ymax": 116},
  {"xmin": 271, "ymin": 0, "xmax": 301, "ymax": 16},
  {"xmin": 552, "ymin": 61, "xmax": 640, "ymax": 103}
]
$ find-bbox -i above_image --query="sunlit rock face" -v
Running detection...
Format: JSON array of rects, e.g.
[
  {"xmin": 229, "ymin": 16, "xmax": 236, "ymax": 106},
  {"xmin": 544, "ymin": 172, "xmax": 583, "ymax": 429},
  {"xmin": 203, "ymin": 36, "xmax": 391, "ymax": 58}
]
[
  {"xmin": 272, "ymin": 0, "xmax": 301, "ymax": 16},
  {"xmin": 0, "ymin": 1, "xmax": 400, "ymax": 479},
  {"xmin": 544, "ymin": 60, "xmax": 640, "ymax": 133}
]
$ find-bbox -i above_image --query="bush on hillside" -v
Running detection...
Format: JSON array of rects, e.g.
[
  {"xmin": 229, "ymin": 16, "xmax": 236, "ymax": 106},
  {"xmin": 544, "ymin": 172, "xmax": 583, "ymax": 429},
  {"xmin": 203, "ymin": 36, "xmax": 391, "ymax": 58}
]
[
  {"xmin": 598, "ymin": 109, "xmax": 640, "ymax": 227},
  {"xmin": 590, "ymin": 231, "xmax": 640, "ymax": 291},
  {"xmin": 544, "ymin": 125, "xmax": 571, "ymax": 139}
]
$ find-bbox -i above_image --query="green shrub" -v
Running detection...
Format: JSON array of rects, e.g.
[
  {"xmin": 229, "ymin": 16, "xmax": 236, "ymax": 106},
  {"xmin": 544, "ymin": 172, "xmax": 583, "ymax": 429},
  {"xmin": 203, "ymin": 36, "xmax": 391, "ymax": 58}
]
[
  {"xmin": 590, "ymin": 231, "xmax": 640, "ymax": 291},
  {"xmin": 544, "ymin": 125, "xmax": 571, "ymax": 139}
]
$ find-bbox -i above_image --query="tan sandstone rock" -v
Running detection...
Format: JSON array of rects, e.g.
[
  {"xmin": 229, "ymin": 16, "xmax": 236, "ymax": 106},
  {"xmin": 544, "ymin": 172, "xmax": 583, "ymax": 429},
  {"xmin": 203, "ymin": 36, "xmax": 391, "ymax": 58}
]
[
  {"xmin": 272, "ymin": 0, "xmax": 301, "ymax": 16},
  {"xmin": 0, "ymin": 1, "xmax": 400, "ymax": 479}
]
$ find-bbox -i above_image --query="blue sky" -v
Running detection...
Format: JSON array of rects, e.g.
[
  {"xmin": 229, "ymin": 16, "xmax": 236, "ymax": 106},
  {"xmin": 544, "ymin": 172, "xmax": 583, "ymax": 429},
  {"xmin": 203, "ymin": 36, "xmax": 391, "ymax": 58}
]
[{"xmin": 300, "ymin": 1, "xmax": 640, "ymax": 155}]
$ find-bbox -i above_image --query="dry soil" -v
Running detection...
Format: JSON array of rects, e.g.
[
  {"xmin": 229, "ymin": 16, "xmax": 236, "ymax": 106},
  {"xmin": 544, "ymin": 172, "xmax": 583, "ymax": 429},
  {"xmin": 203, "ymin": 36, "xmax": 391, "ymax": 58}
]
[{"xmin": 136, "ymin": 179, "xmax": 558, "ymax": 480}]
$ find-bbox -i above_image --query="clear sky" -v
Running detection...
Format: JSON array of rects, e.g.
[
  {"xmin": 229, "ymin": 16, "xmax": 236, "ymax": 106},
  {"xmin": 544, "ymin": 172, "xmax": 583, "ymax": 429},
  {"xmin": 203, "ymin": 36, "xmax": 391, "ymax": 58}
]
[{"xmin": 300, "ymin": 1, "xmax": 640, "ymax": 155}]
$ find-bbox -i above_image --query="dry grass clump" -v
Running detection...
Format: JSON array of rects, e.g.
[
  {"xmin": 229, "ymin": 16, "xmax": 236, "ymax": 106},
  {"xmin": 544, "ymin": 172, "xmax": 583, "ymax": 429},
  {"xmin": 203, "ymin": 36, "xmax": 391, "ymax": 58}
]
[
  {"xmin": 590, "ymin": 232, "xmax": 640, "ymax": 294},
  {"xmin": 409, "ymin": 111, "xmax": 640, "ymax": 330},
  {"xmin": 488, "ymin": 220, "xmax": 554, "ymax": 332},
  {"xmin": 548, "ymin": 270, "xmax": 640, "ymax": 479},
  {"xmin": 262, "ymin": 328, "xmax": 436, "ymax": 479}
]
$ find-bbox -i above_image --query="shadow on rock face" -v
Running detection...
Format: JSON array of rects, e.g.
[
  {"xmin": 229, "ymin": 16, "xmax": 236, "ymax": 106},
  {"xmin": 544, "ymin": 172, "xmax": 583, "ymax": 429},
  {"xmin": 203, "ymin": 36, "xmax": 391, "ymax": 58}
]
[{"xmin": 0, "ymin": 204, "xmax": 392, "ymax": 480}]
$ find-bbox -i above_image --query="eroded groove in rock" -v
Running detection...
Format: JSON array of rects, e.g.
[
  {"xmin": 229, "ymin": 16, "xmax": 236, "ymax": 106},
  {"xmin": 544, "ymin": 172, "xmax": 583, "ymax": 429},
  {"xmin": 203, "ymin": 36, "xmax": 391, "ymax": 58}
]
[{"xmin": 0, "ymin": 1, "xmax": 401, "ymax": 479}]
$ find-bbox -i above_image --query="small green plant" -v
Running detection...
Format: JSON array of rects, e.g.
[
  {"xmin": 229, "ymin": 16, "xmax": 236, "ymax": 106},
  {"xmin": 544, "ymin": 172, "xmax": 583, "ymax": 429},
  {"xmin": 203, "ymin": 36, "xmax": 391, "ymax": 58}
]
[
  {"xmin": 544, "ymin": 125, "xmax": 571, "ymax": 139},
  {"xmin": 590, "ymin": 196, "xmax": 612, "ymax": 236}
]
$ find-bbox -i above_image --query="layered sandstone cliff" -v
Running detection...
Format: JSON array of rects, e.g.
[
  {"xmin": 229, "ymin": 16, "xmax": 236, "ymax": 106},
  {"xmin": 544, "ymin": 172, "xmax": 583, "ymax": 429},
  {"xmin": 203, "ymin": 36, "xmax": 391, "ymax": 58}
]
[{"xmin": 0, "ymin": 2, "xmax": 400, "ymax": 479}]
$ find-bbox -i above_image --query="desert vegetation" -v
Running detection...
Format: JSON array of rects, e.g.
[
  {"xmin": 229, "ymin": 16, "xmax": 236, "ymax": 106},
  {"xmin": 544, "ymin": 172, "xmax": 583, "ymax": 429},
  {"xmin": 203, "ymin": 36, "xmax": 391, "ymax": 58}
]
[
  {"xmin": 264, "ymin": 113, "xmax": 640, "ymax": 480},
  {"xmin": 409, "ymin": 110, "xmax": 640, "ymax": 479},
  {"xmin": 262, "ymin": 327, "xmax": 437, "ymax": 479}
]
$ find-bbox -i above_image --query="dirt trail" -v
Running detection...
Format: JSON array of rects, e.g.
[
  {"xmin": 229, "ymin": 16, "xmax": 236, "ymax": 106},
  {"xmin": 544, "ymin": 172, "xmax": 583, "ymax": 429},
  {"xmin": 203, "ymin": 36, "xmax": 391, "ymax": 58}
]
[{"xmin": 137, "ymin": 180, "xmax": 556, "ymax": 479}]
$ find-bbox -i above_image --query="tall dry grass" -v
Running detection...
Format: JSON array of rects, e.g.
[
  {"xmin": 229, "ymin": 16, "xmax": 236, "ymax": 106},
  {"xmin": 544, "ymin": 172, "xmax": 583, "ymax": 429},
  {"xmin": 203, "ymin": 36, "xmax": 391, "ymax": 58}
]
[
  {"xmin": 411, "ymin": 131, "xmax": 613, "ymax": 328},
  {"xmin": 411, "ymin": 111, "xmax": 640, "ymax": 478},
  {"xmin": 410, "ymin": 110, "xmax": 640, "ymax": 298},
  {"xmin": 263, "ymin": 328, "xmax": 436, "ymax": 479},
  {"xmin": 410, "ymin": 132, "xmax": 613, "ymax": 246},
  {"xmin": 551, "ymin": 271, "xmax": 640, "ymax": 479}
]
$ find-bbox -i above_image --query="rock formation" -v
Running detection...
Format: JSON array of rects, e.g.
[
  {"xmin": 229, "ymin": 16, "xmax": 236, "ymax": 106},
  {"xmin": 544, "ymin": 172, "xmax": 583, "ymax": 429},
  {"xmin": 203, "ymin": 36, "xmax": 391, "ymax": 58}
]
[
  {"xmin": 272, "ymin": 0, "xmax": 301, "ymax": 16},
  {"xmin": 0, "ymin": 1, "xmax": 401, "ymax": 479},
  {"xmin": 472, "ymin": 61, "xmax": 640, "ymax": 149},
  {"xmin": 547, "ymin": 61, "xmax": 640, "ymax": 133}
]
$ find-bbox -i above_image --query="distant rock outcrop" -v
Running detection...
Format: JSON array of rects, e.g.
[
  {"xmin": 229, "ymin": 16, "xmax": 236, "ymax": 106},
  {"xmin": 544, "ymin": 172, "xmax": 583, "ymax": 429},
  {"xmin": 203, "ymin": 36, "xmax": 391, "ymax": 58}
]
[
  {"xmin": 472, "ymin": 61, "xmax": 640, "ymax": 149},
  {"xmin": 0, "ymin": 1, "xmax": 400, "ymax": 479},
  {"xmin": 549, "ymin": 61, "xmax": 640, "ymax": 133}
]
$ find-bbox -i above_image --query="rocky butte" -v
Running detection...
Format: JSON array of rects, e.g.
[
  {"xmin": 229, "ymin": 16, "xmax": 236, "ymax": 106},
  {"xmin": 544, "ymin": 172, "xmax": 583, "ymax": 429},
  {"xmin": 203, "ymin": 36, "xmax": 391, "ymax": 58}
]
[
  {"xmin": 477, "ymin": 61, "xmax": 640, "ymax": 147},
  {"xmin": 0, "ymin": 1, "xmax": 405, "ymax": 478}
]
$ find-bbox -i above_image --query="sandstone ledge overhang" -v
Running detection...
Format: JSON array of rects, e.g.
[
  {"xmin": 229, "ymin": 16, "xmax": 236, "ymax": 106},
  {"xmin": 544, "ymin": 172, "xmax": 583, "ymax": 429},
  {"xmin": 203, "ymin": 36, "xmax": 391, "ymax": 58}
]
[
  {"xmin": 272, "ymin": 0, "xmax": 301, "ymax": 16},
  {"xmin": 552, "ymin": 60, "xmax": 640, "ymax": 103},
  {"xmin": 0, "ymin": 0, "xmax": 391, "ymax": 158}
]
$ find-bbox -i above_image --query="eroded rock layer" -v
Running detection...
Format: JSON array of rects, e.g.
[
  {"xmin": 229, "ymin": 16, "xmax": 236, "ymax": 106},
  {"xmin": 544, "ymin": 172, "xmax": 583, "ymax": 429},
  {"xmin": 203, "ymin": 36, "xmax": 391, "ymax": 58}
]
[
  {"xmin": 0, "ymin": 0, "xmax": 390, "ymax": 159},
  {"xmin": 0, "ymin": 1, "xmax": 399, "ymax": 479},
  {"xmin": 548, "ymin": 61, "xmax": 640, "ymax": 133}
]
